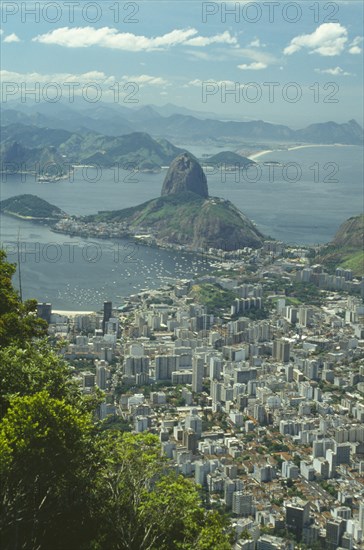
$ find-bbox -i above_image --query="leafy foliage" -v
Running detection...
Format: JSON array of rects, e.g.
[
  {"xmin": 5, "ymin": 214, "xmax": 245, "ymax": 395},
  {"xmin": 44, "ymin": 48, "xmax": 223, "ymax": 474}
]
[
  {"xmin": 0, "ymin": 342, "xmax": 72, "ymax": 418},
  {"xmin": 95, "ymin": 432, "xmax": 232, "ymax": 550},
  {"xmin": 0, "ymin": 250, "xmax": 47, "ymax": 347},
  {"xmin": 0, "ymin": 250, "xmax": 232, "ymax": 549},
  {"xmin": 190, "ymin": 283, "xmax": 237, "ymax": 314},
  {"xmin": 0, "ymin": 391, "xmax": 102, "ymax": 550},
  {"xmin": 0, "ymin": 194, "xmax": 66, "ymax": 220}
]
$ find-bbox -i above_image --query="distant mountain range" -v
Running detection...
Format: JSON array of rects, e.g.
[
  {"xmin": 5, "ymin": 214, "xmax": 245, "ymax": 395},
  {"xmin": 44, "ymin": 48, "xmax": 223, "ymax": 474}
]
[
  {"xmin": 0, "ymin": 124, "xmax": 187, "ymax": 174},
  {"xmin": 1, "ymin": 102, "xmax": 363, "ymax": 145}
]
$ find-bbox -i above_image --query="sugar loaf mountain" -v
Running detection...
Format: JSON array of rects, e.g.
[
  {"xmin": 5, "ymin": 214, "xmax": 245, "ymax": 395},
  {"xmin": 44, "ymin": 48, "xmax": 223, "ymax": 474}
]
[
  {"xmin": 82, "ymin": 153, "xmax": 264, "ymax": 250},
  {"xmin": 0, "ymin": 154, "xmax": 264, "ymax": 251}
]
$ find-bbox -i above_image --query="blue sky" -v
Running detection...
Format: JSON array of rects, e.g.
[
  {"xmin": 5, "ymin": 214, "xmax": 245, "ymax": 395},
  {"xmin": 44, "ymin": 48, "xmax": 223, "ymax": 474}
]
[{"xmin": 1, "ymin": 0, "xmax": 363, "ymax": 126}]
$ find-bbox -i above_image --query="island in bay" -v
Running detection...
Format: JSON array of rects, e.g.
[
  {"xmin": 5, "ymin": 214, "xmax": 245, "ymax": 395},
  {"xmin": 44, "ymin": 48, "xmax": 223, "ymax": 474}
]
[{"xmin": 1, "ymin": 153, "xmax": 264, "ymax": 252}]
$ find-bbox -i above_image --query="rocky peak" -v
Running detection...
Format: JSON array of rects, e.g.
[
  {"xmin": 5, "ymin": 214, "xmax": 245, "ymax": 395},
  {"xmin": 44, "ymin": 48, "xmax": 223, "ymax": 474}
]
[{"xmin": 161, "ymin": 153, "xmax": 208, "ymax": 198}]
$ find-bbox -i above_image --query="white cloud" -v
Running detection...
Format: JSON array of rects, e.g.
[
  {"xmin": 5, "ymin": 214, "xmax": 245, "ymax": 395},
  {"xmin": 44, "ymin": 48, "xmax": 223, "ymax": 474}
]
[
  {"xmin": 3, "ymin": 33, "xmax": 20, "ymax": 43},
  {"xmin": 314, "ymin": 66, "xmax": 351, "ymax": 76},
  {"xmin": 348, "ymin": 36, "xmax": 363, "ymax": 54},
  {"xmin": 238, "ymin": 61, "xmax": 267, "ymax": 70},
  {"xmin": 33, "ymin": 26, "xmax": 237, "ymax": 51},
  {"xmin": 247, "ymin": 38, "xmax": 266, "ymax": 48},
  {"xmin": 349, "ymin": 46, "xmax": 361, "ymax": 55},
  {"xmin": 0, "ymin": 69, "xmax": 170, "ymax": 101},
  {"xmin": 185, "ymin": 50, "xmax": 228, "ymax": 62},
  {"xmin": 0, "ymin": 30, "xmax": 3, "ymax": 35},
  {"xmin": 0, "ymin": 69, "xmax": 116, "ymax": 86},
  {"xmin": 228, "ymin": 47, "xmax": 278, "ymax": 66},
  {"xmin": 284, "ymin": 23, "xmax": 348, "ymax": 56},
  {"xmin": 0, "ymin": 70, "xmax": 169, "ymax": 88},
  {"xmin": 186, "ymin": 31, "xmax": 237, "ymax": 47},
  {"xmin": 120, "ymin": 74, "xmax": 169, "ymax": 86}
]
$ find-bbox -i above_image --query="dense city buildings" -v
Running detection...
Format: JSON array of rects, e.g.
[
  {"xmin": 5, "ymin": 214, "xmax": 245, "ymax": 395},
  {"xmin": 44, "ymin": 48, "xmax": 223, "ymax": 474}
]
[{"xmin": 39, "ymin": 244, "xmax": 364, "ymax": 549}]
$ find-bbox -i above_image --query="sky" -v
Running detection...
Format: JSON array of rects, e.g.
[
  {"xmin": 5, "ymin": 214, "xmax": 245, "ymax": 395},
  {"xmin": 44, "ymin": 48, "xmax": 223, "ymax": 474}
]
[{"xmin": 0, "ymin": 0, "xmax": 363, "ymax": 127}]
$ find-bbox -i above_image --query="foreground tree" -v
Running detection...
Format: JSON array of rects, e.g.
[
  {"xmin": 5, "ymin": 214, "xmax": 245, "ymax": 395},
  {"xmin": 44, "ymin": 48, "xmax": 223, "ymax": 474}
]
[
  {"xmin": 0, "ymin": 391, "xmax": 103, "ymax": 550},
  {"xmin": 0, "ymin": 250, "xmax": 47, "ymax": 347},
  {"xmin": 0, "ymin": 342, "xmax": 72, "ymax": 418},
  {"xmin": 95, "ymin": 432, "xmax": 232, "ymax": 550}
]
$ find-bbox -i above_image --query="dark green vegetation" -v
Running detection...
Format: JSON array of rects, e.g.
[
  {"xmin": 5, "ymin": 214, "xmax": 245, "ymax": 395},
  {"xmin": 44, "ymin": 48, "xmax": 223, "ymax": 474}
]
[
  {"xmin": 203, "ymin": 151, "xmax": 255, "ymax": 168},
  {"xmin": 0, "ymin": 123, "xmax": 187, "ymax": 171},
  {"xmin": 0, "ymin": 250, "xmax": 232, "ymax": 550},
  {"xmin": 287, "ymin": 282, "xmax": 323, "ymax": 306},
  {"xmin": 316, "ymin": 214, "xmax": 364, "ymax": 276},
  {"xmin": 189, "ymin": 283, "xmax": 238, "ymax": 315},
  {"xmin": 189, "ymin": 283, "xmax": 269, "ymax": 319},
  {"xmin": 266, "ymin": 279, "xmax": 323, "ymax": 306},
  {"xmin": 0, "ymin": 250, "xmax": 47, "ymax": 348},
  {"xmin": 0, "ymin": 194, "xmax": 67, "ymax": 221}
]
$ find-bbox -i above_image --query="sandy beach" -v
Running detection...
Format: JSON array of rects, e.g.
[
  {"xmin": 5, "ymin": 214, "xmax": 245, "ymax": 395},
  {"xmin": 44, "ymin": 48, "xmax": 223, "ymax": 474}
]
[
  {"xmin": 287, "ymin": 143, "xmax": 352, "ymax": 152},
  {"xmin": 248, "ymin": 143, "xmax": 352, "ymax": 161},
  {"xmin": 248, "ymin": 150, "xmax": 274, "ymax": 161}
]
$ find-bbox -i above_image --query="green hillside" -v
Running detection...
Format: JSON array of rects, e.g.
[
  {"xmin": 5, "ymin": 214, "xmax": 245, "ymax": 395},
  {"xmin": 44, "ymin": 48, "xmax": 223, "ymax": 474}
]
[
  {"xmin": 189, "ymin": 283, "xmax": 237, "ymax": 314},
  {"xmin": 0, "ymin": 142, "xmax": 66, "ymax": 175},
  {"xmin": 317, "ymin": 214, "xmax": 364, "ymax": 276},
  {"xmin": 0, "ymin": 124, "xmax": 187, "ymax": 171},
  {"xmin": 85, "ymin": 191, "xmax": 264, "ymax": 250},
  {"xmin": 0, "ymin": 194, "xmax": 67, "ymax": 221}
]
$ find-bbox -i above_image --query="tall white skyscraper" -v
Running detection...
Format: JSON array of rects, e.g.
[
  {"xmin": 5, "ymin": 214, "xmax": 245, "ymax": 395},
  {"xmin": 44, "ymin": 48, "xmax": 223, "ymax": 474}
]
[
  {"xmin": 359, "ymin": 503, "xmax": 364, "ymax": 532},
  {"xmin": 192, "ymin": 356, "xmax": 204, "ymax": 393}
]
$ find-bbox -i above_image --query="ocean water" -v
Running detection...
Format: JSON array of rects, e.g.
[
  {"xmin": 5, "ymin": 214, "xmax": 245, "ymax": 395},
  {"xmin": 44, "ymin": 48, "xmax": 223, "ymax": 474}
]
[{"xmin": 0, "ymin": 144, "xmax": 362, "ymax": 309}]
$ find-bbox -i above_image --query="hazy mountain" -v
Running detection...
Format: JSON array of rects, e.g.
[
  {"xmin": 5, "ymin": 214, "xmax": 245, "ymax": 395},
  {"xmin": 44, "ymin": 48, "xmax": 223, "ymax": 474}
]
[
  {"xmin": 204, "ymin": 151, "xmax": 255, "ymax": 167},
  {"xmin": 146, "ymin": 103, "xmax": 221, "ymax": 120},
  {"xmin": 140, "ymin": 115, "xmax": 363, "ymax": 144},
  {"xmin": 2, "ymin": 103, "xmax": 362, "ymax": 144},
  {"xmin": 1, "ymin": 123, "xmax": 72, "ymax": 148},
  {"xmin": 0, "ymin": 141, "xmax": 66, "ymax": 175},
  {"xmin": 295, "ymin": 119, "xmax": 363, "ymax": 145},
  {"xmin": 0, "ymin": 124, "xmax": 187, "ymax": 171},
  {"xmin": 1, "ymin": 104, "xmax": 133, "ymax": 136}
]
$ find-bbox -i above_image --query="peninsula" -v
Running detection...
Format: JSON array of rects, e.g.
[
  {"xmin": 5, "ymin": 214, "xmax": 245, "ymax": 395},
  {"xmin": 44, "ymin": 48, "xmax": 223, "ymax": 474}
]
[{"xmin": 58, "ymin": 152, "xmax": 264, "ymax": 251}]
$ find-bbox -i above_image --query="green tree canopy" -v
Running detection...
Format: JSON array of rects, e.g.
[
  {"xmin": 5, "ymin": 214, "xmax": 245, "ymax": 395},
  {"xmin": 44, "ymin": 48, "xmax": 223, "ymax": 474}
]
[
  {"xmin": 0, "ymin": 342, "xmax": 72, "ymax": 418},
  {"xmin": 0, "ymin": 250, "xmax": 47, "ymax": 347},
  {"xmin": 0, "ymin": 391, "xmax": 103, "ymax": 550},
  {"xmin": 95, "ymin": 431, "xmax": 232, "ymax": 550}
]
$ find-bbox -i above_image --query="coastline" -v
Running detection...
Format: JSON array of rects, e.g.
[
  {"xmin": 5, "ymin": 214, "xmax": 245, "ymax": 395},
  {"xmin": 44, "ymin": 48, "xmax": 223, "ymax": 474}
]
[{"xmin": 248, "ymin": 142, "xmax": 354, "ymax": 161}]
